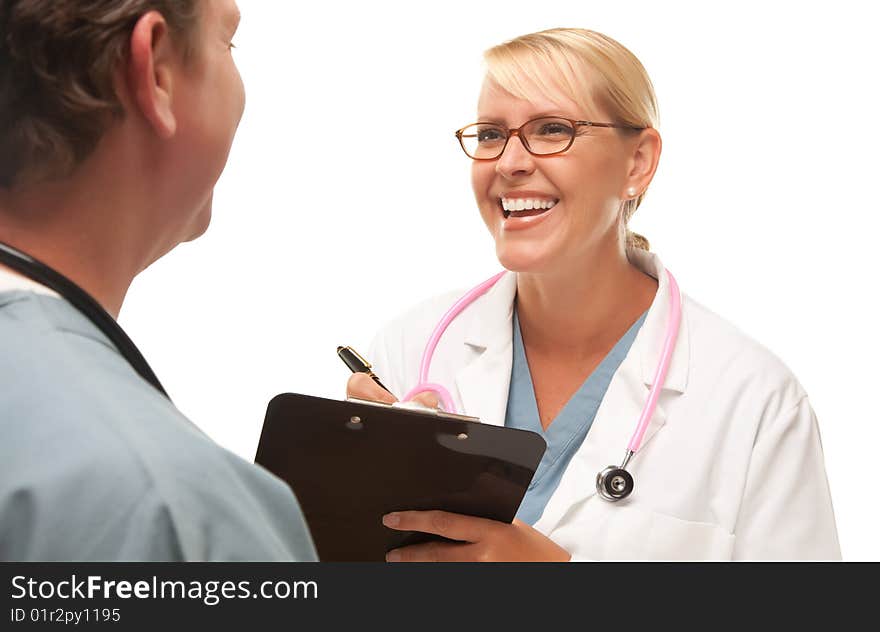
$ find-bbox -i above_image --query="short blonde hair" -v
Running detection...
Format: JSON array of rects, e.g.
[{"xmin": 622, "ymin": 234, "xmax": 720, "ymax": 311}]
[{"xmin": 484, "ymin": 28, "xmax": 659, "ymax": 250}]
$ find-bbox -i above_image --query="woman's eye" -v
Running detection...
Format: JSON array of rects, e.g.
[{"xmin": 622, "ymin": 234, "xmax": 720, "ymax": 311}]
[
  {"xmin": 477, "ymin": 128, "xmax": 505, "ymax": 143},
  {"xmin": 538, "ymin": 123, "xmax": 572, "ymax": 137}
]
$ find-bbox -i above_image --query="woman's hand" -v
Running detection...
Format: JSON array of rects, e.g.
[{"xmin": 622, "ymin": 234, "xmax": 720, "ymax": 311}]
[
  {"xmin": 346, "ymin": 373, "xmax": 439, "ymax": 408},
  {"xmin": 382, "ymin": 511, "xmax": 571, "ymax": 562}
]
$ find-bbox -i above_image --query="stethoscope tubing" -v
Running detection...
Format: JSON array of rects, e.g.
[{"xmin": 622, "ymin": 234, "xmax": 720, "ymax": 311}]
[
  {"xmin": 627, "ymin": 271, "xmax": 680, "ymax": 453},
  {"xmin": 402, "ymin": 270, "xmax": 507, "ymax": 412},
  {"xmin": 403, "ymin": 267, "xmax": 682, "ymax": 502},
  {"xmin": 404, "ymin": 268, "xmax": 681, "ymax": 457},
  {"xmin": 0, "ymin": 241, "xmax": 169, "ymax": 400}
]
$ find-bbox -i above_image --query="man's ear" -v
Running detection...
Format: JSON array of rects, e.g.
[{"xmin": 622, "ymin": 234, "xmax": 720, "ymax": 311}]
[{"xmin": 126, "ymin": 11, "xmax": 177, "ymax": 138}]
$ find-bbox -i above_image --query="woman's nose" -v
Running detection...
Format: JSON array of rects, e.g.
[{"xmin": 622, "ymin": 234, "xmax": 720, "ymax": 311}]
[{"xmin": 495, "ymin": 133, "xmax": 536, "ymax": 178}]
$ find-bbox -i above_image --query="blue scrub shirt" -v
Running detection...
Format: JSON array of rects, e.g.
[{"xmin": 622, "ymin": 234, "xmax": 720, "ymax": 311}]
[
  {"xmin": 0, "ymin": 290, "xmax": 317, "ymax": 561},
  {"xmin": 505, "ymin": 308, "xmax": 647, "ymax": 525}
]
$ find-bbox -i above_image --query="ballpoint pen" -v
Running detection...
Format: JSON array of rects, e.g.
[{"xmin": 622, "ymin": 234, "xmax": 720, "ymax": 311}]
[{"xmin": 336, "ymin": 345, "xmax": 393, "ymax": 395}]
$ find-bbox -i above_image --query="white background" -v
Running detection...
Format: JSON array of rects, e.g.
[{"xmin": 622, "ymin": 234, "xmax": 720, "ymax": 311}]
[{"xmin": 119, "ymin": 0, "xmax": 880, "ymax": 559}]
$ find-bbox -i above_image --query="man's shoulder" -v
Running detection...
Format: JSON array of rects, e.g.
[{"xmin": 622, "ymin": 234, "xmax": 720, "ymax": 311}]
[
  {"xmin": 0, "ymin": 291, "xmax": 272, "ymax": 489},
  {"xmin": 0, "ymin": 292, "xmax": 183, "ymax": 459},
  {"xmin": 0, "ymin": 291, "xmax": 128, "ymax": 392},
  {"xmin": 0, "ymin": 390, "xmax": 313, "ymax": 560},
  {"xmin": 0, "ymin": 295, "xmax": 316, "ymax": 560}
]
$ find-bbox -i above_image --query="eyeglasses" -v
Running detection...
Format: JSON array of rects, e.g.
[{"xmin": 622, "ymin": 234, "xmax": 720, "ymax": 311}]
[{"xmin": 454, "ymin": 116, "xmax": 645, "ymax": 161}]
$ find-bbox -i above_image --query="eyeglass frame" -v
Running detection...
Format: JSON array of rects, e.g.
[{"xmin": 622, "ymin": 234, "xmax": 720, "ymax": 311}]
[{"xmin": 454, "ymin": 116, "xmax": 646, "ymax": 161}]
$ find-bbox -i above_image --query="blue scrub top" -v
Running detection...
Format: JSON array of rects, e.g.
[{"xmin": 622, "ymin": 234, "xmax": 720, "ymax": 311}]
[
  {"xmin": 505, "ymin": 308, "xmax": 647, "ymax": 525},
  {"xmin": 0, "ymin": 290, "xmax": 317, "ymax": 561}
]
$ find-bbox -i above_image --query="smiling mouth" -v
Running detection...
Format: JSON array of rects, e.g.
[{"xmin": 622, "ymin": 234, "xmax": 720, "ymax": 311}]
[{"xmin": 500, "ymin": 197, "xmax": 559, "ymax": 219}]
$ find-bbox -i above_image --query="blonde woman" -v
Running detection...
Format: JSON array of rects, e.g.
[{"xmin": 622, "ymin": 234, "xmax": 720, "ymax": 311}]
[{"xmin": 347, "ymin": 28, "xmax": 840, "ymax": 561}]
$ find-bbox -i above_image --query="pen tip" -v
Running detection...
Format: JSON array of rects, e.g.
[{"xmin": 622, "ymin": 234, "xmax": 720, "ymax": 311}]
[{"xmin": 336, "ymin": 346, "xmax": 344, "ymax": 353}]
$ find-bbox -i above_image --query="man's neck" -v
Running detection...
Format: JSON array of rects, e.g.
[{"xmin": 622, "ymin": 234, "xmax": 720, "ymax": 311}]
[
  {"xmin": 0, "ymin": 154, "xmax": 155, "ymax": 318},
  {"xmin": 0, "ymin": 225, "xmax": 134, "ymax": 319}
]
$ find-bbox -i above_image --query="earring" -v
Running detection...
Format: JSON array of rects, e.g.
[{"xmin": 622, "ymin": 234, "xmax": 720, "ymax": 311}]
[{"xmin": 626, "ymin": 187, "xmax": 638, "ymax": 198}]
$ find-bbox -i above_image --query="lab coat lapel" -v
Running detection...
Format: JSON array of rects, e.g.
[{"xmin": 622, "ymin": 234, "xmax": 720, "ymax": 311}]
[
  {"xmin": 630, "ymin": 250, "xmax": 690, "ymax": 394},
  {"xmin": 534, "ymin": 251, "xmax": 689, "ymax": 535},
  {"xmin": 627, "ymin": 249, "xmax": 689, "ymax": 448},
  {"xmin": 454, "ymin": 272, "xmax": 517, "ymax": 427}
]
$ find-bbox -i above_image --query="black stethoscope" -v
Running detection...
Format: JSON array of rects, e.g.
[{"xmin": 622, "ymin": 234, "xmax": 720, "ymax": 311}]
[{"xmin": 0, "ymin": 241, "xmax": 169, "ymax": 400}]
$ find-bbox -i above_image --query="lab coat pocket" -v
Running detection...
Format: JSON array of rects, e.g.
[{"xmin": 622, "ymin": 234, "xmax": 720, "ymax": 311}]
[
  {"xmin": 551, "ymin": 503, "xmax": 734, "ymax": 560},
  {"xmin": 642, "ymin": 510, "xmax": 735, "ymax": 561}
]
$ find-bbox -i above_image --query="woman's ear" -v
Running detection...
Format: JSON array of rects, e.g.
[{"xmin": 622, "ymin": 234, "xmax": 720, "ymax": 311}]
[
  {"xmin": 622, "ymin": 128, "xmax": 662, "ymax": 199},
  {"xmin": 124, "ymin": 11, "xmax": 178, "ymax": 138}
]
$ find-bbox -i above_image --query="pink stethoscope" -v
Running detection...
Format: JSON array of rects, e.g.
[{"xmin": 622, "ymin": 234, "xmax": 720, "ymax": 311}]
[{"xmin": 401, "ymin": 269, "xmax": 682, "ymax": 502}]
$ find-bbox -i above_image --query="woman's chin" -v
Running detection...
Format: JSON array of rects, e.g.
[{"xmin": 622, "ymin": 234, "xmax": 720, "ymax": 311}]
[{"xmin": 495, "ymin": 244, "xmax": 558, "ymax": 274}]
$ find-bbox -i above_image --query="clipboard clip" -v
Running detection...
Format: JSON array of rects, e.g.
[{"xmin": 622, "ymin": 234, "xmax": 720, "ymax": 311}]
[{"xmin": 345, "ymin": 396, "xmax": 482, "ymax": 423}]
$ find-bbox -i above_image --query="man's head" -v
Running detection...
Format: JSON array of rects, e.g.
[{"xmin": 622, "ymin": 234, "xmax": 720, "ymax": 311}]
[{"xmin": 1, "ymin": 0, "xmax": 243, "ymax": 250}]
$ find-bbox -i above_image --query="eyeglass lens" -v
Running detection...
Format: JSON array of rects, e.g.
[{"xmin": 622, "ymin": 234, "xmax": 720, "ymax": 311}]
[{"xmin": 459, "ymin": 117, "xmax": 576, "ymax": 159}]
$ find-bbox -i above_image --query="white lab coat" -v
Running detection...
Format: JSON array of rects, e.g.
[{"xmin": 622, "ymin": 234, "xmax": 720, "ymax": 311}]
[{"xmin": 368, "ymin": 250, "xmax": 841, "ymax": 560}]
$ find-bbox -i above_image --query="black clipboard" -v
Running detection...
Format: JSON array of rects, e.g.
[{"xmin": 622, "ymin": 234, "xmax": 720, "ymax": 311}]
[{"xmin": 255, "ymin": 393, "xmax": 546, "ymax": 561}]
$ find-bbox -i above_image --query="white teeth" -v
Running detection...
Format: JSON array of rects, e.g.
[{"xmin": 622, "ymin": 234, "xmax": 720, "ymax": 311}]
[{"xmin": 499, "ymin": 197, "xmax": 559, "ymax": 213}]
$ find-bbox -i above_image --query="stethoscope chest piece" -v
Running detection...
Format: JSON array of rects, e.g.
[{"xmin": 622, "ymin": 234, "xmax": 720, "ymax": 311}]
[{"xmin": 596, "ymin": 464, "xmax": 634, "ymax": 502}]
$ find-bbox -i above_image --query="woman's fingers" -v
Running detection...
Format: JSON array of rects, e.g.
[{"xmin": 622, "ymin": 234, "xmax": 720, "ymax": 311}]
[
  {"xmin": 346, "ymin": 373, "xmax": 443, "ymax": 409},
  {"xmin": 382, "ymin": 510, "xmax": 491, "ymax": 543},
  {"xmin": 385, "ymin": 541, "xmax": 478, "ymax": 562},
  {"xmin": 411, "ymin": 391, "xmax": 440, "ymax": 409},
  {"xmin": 346, "ymin": 372, "xmax": 396, "ymax": 404},
  {"xmin": 382, "ymin": 512, "xmax": 572, "ymax": 562}
]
